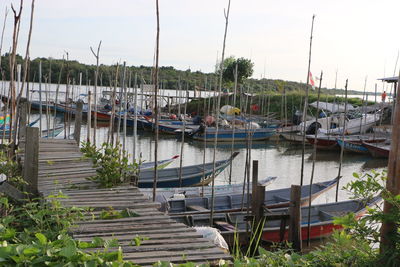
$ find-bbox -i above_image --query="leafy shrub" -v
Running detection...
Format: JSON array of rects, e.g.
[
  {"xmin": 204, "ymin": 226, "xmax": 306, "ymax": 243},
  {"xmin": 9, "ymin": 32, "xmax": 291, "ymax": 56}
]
[{"xmin": 81, "ymin": 141, "xmax": 138, "ymax": 188}]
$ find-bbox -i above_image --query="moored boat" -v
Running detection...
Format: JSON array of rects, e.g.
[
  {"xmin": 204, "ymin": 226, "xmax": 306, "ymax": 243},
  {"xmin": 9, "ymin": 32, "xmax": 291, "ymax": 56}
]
[
  {"xmin": 189, "ymin": 127, "xmax": 276, "ymax": 142},
  {"xmin": 362, "ymin": 141, "xmax": 390, "ymax": 158},
  {"xmin": 170, "ymin": 196, "xmax": 381, "ymax": 243},
  {"xmin": 137, "ymin": 152, "xmax": 239, "ymax": 188},
  {"xmin": 167, "ymin": 178, "xmax": 338, "ymax": 214}
]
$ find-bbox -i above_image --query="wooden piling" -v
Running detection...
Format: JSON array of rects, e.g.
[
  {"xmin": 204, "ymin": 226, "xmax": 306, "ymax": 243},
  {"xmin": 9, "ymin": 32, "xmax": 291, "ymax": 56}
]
[
  {"xmin": 23, "ymin": 127, "xmax": 39, "ymax": 195},
  {"xmin": 74, "ymin": 101, "xmax": 83, "ymax": 144},
  {"xmin": 288, "ymin": 184, "xmax": 302, "ymax": 252},
  {"xmin": 87, "ymin": 91, "xmax": 92, "ymax": 143},
  {"xmin": 19, "ymin": 101, "xmax": 27, "ymax": 141},
  {"xmin": 251, "ymin": 160, "xmax": 264, "ymax": 223}
]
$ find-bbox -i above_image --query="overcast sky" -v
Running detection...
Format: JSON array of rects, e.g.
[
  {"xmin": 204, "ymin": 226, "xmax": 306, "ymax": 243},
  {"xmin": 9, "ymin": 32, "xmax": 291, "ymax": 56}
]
[{"xmin": 0, "ymin": 0, "xmax": 399, "ymax": 91}]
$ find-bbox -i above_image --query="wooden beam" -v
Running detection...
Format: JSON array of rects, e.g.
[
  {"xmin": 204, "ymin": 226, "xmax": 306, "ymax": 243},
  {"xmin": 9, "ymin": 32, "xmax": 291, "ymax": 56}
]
[
  {"xmin": 74, "ymin": 100, "xmax": 83, "ymax": 145},
  {"xmin": 23, "ymin": 127, "xmax": 39, "ymax": 195},
  {"xmin": 18, "ymin": 101, "xmax": 27, "ymax": 141},
  {"xmin": 380, "ymin": 74, "xmax": 400, "ymax": 253},
  {"xmin": 288, "ymin": 184, "xmax": 302, "ymax": 252},
  {"xmin": 0, "ymin": 181, "xmax": 26, "ymax": 201}
]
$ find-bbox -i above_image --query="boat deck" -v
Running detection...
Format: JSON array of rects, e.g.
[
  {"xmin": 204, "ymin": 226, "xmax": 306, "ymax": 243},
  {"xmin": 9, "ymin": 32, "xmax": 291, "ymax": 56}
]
[{"xmin": 22, "ymin": 138, "xmax": 231, "ymax": 266}]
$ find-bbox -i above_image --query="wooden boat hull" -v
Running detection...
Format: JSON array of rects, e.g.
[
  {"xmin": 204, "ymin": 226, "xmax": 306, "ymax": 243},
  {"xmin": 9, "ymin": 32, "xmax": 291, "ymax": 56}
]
[
  {"xmin": 138, "ymin": 152, "xmax": 239, "ymax": 188},
  {"xmin": 139, "ymin": 155, "xmax": 179, "ymax": 171},
  {"xmin": 362, "ymin": 142, "xmax": 390, "ymax": 158},
  {"xmin": 337, "ymin": 139, "xmax": 369, "ymax": 154},
  {"xmin": 306, "ymin": 136, "xmax": 338, "ymax": 150},
  {"xmin": 280, "ymin": 133, "xmax": 305, "ymax": 143},
  {"xmin": 262, "ymin": 221, "xmax": 344, "ymax": 242},
  {"xmin": 167, "ymin": 178, "xmax": 338, "ymax": 213}
]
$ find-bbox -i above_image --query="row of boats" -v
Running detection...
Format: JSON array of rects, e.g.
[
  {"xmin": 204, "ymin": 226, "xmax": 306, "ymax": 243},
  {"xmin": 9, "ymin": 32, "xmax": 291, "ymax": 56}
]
[{"xmin": 140, "ymin": 175, "xmax": 381, "ymax": 243}]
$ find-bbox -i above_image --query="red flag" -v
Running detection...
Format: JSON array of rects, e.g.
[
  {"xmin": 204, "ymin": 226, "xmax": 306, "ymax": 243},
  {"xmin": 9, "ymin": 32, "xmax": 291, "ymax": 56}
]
[{"xmin": 309, "ymin": 71, "xmax": 315, "ymax": 87}]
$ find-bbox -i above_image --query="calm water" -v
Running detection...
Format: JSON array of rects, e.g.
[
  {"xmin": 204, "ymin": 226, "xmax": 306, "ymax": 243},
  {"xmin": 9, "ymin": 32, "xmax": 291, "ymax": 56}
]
[{"xmin": 29, "ymin": 112, "xmax": 387, "ymax": 205}]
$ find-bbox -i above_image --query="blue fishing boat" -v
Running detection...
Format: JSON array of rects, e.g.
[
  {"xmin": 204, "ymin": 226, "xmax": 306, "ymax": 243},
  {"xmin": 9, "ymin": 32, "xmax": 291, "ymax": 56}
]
[
  {"xmin": 138, "ymin": 152, "xmax": 239, "ymax": 188},
  {"xmin": 337, "ymin": 139, "xmax": 369, "ymax": 154},
  {"xmin": 188, "ymin": 127, "xmax": 276, "ymax": 142}
]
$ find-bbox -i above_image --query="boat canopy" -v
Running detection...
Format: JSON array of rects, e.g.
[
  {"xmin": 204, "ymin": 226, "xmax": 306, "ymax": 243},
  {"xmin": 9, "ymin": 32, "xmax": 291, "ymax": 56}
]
[
  {"xmin": 220, "ymin": 105, "xmax": 240, "ymax": 115},
  {"xmin": 309, "ymin": 101, "xmax": 355, "ymax": 113}
]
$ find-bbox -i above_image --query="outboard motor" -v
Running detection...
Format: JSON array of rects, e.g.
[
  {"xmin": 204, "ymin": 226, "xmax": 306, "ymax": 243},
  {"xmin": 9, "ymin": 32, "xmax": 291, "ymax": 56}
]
[
  {"xmin": 306, "ymin": 122, "xmax": 321, "ymax": 135},
  {"xmin": 292, "ymin": 110, "xmax": 303, "ymax": 125}
]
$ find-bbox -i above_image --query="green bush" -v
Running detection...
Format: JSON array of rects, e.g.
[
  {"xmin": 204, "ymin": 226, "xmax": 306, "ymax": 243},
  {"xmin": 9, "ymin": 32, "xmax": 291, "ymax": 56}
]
[{"xmin": 81, "ymin": 141, "xmax": 138, "ymax": 188}]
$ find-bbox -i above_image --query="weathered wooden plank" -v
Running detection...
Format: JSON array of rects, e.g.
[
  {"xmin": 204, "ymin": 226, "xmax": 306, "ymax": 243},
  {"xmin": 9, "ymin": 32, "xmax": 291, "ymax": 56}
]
[
  {"xmin": 72, "ymin": 221, "xmax": 189, "ymax": 234},
  {"xmin": 73, "ymin": 226, "xmax": 196, "ymax": 239},
  {"xmin": 0, "ymin": 181, "xmax": 26, "ymax": 201},
  {"xmin": 34, "ymin": 139, "xmax": 231, "ymax": 264}
]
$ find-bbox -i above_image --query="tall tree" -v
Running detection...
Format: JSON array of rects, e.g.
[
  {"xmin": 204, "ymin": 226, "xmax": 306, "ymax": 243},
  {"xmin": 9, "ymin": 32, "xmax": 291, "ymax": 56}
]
[{"xmin": 222, "ymin": 56, "xmax": 254, "ymax": 85}]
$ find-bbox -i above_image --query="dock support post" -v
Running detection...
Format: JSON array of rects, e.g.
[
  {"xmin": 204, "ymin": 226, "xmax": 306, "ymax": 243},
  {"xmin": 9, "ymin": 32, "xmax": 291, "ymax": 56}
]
[
  {"xmin": 74, "ymin": 101, "xmax": 83, "ymax": 145},
  {"xmin": 250, "ymin": 160, "xmax": 265, "ymax": 253},
  {"xmin": 23, "ymin": 127, "xmax": 39, "ymax": 196},
  {"xmin": 19, "ymin": 101, "xmax": 28, "ymax": 142},
  {"xmin": 288, "ymin": 184, "xmax": 302, "ymax": 252},
  {"xmin": 251, "ymin": 160, "xmax": 265, "ymax": 223}
]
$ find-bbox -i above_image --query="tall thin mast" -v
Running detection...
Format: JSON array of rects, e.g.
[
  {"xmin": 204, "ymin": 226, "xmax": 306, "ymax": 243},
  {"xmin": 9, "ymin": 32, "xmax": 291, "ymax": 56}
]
[
  {"xmin": 300, "ymin": 14, "xmax": 316, "ymax": 186},
  {"xmin": 152, "ymin": 0, "xmax": 160, "ymax": 202},
  {"xmin": 210, "ymin": 0, "xmax": 231, "ymax": 226}
]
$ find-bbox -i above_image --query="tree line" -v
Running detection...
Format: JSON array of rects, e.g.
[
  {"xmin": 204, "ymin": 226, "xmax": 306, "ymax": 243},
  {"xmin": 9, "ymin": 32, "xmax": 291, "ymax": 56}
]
[{"xmin": 0, "ymin": 53, "xmax": 359, "ymax": 95}]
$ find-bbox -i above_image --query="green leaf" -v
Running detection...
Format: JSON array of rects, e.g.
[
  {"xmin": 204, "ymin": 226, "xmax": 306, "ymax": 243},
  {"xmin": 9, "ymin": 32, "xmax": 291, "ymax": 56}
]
[
  {"xmin": 35, "ymin": 233, "xmax": 47, "ymax": 245},
  {"xmin": 59, "ymin": 240, "xmax": 77, "ymax": 259},
  {"xmin": 23, "ymin": 246, "xmax": 40, "ymax": 255}
]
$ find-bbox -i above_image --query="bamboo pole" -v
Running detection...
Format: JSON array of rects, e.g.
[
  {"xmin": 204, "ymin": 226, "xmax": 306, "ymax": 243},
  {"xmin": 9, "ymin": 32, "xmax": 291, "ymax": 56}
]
[
  {"xmin": 201, "ymin": 76, "xmax": 207, "ymax": 197},
  {"xmin": 9, "ymin": 1, "xmax": 23, "ymax": 147},
  {"xmin": 359, "ymin": 76, "xmax": 367, "ymax": 134},
  {"xmin": 300, "ymin": 14, "xmax": 316, "ymax": 186},
  {"xmin": 109, "ymin": 65, "xmax": 119, "ymax": 145},
  {"xmin": 87, "ymin": 91, "xmax": 91, "ymax": 143},
  {"xmin": 0, "ymin": 7, "xmax": 8, "ymax": 70},
  {"xmin": 90, "ymin": 41, "xmax": 101, "ymax": 145},
  {"xmin": 178, "ymin": 85, "xmax": 188, "ymax": 186},
  {"xmin": 123, "ymin": 69, "xmax": 128, "ymax": 152},
  {"xmin": 210, "ymin": 0, "xmax": 231, "ymax": 226},
  {"xmin": 380, "ymin": 73, "xmax": 400, "ymax": 255},
  {"xmin": 14, "ymin": 0, "xmax": 35, "ymax": 144},
  {"xmin": 307, "ymin": 71, "xmax": 322, "ymax": 247},
  {"xmin": 38, "ymin": 61, "xmax": 42, "ymax": 135},
  {"xmin": 53, "ymin": 63, "xmax": 64, "ymax": 137},
  {"xmin": 133, "ymin": 73, "xmax": 138, "ymax": 162},
  {"xmin": 152, "ymin": 0, "xmax": 160, "ymax": 202},
  {"xmin": 335, "ymin": 79, "xmax": 348, "ymax": 202},
  {"xmin": 116, "ymin": 62, "xmax": 126, "ymax": 145},
  {"xmin": 228, "ymin": 63, "xmax": 238, "ymax": 184},
  {"xmin": 63, "ymin": 52, "xmax": 70, "ymax": 139}
]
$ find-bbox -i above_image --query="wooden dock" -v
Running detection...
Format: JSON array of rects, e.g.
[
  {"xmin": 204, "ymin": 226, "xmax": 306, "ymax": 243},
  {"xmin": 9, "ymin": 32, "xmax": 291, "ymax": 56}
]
[{"xmin": 20, "ymin": 136, "xmax": 231, "ymax": 266}]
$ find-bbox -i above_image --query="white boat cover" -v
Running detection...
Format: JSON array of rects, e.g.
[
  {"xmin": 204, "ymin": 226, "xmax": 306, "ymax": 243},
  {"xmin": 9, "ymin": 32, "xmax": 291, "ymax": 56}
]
[{"xmin": 310, "ymin": 101, "xmax": 355, "ymax": 113}]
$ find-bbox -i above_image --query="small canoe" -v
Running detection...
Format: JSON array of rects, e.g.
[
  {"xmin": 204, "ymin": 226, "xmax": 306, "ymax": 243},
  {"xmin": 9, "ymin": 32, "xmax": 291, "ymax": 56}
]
[
  {"xmin": 139, "ymin": 155, "xmax": 179, "ymax": 171},
  {"xmin": 362, "ymin": 141, "xmax": 390, "ymax": 158},
  {"xmin": 137, "ymin": 152, "xmax": 239, "ymax": 188},
  {"xmin": 167, "ymin": 178, "xmax": 338, "ymax": 214}
]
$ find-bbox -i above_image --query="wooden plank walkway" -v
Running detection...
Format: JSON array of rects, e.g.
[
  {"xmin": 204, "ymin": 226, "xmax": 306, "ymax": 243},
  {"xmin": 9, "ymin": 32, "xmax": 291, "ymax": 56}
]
[{"xmin": 20, "ymin": 138, "xmax": 231, "ymax": 266}]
